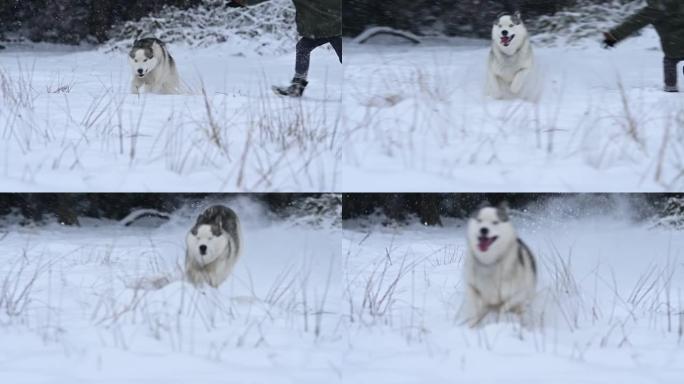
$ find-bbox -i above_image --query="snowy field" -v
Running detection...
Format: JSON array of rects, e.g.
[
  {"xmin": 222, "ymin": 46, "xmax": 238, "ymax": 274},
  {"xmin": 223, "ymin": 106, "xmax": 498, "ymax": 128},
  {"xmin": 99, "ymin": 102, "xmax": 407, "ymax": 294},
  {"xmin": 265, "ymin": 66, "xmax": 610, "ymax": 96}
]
[
  {"xmin": 0, "ymin": 42, "xmax": 342, "ymax": 192},
  {"xmin": 0, "ymin": 198, "xmax": 342, "ymax": 383},
  {"xmin": 342, "ymin": 200, "xmax": 684, "ymax": 383},
  {"xmin": 342, "ymin": 29, "xmax": 684, "ymax": 192}
]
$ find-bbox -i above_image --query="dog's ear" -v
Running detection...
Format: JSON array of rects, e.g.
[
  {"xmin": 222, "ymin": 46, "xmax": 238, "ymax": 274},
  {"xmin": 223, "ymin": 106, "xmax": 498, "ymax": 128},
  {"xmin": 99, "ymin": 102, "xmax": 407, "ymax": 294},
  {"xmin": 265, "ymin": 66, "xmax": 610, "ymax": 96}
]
[
  {"xmin": 213, "ymin": 214, "xmax": 224, "ymax": 235},
  {"xmin": 211, "ymin": 223, "xmax": 222, "ymax": 237},
  {"xmin": 512, "ymin": 11, "xmax": 522, "ymax": 25},
  {"xmin": 497, "ymin": 201, "xmax": 510, "ymax": 222}
]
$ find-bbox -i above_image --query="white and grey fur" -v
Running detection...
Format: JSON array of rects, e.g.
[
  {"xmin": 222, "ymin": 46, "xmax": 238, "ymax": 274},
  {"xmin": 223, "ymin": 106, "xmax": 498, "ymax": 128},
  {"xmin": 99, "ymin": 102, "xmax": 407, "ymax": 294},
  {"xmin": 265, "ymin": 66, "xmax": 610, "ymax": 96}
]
[
  {"xmin": 185, "ymin": 205, "xmax": 243, "ymax": 288},
  {"xmin": 486, "ymin": 13, "xmax": 538, "ymax": 100},
  {"xmin": 128, "ymin": 37, "xmax": 181, "ymax": 94},
  {"xmin": 460, "ymin": 201, "xmax": 537, "ymax": 327}
]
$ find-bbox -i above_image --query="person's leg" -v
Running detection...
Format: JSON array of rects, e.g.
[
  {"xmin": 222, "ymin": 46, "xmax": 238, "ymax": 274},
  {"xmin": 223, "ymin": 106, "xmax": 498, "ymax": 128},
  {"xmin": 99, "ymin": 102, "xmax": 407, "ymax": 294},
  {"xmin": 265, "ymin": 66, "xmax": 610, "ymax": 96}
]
[
  {"xmin": 664, "ymin": 56, "xmax": 678, "ymax": 92},
  {"xmin": 328, "ymin": 36, "xmax": 343, "ymax": 64},
  {"xmin": 295, "ymin": 37, "xmax": 329, "ymax": 81},
  {"xmin": 274, "ymin": 37, "xmax": 324, "ymax": 97},
  {"xmin": 275, "ymin": 37, "xmax": 339, "ymax": 97}
]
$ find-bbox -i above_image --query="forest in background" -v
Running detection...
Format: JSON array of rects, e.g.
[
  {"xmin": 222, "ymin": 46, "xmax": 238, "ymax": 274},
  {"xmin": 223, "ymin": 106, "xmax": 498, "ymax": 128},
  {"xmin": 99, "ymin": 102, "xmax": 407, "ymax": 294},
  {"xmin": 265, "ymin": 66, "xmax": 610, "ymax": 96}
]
[
  {"xmin": 0, "ymin": 194, "xmax": 339, "ymax": 227},
  {"xmin": 3, "ymin": 194, "xmax": 681, "ymax": 228},
  {"xmin": 0, "ymin": 0, "xmax": 637, "ymax": 44},
  {"xmin": 342, "ymin": 0, "xmax": 576, "ymax": 37},
  {"xmin": 0, "ymin": 0, "xmax": 202, "ymax": 44},
  {"xmin": 342, "ymin": 194, "xmax": 684, "ymax": 226}
]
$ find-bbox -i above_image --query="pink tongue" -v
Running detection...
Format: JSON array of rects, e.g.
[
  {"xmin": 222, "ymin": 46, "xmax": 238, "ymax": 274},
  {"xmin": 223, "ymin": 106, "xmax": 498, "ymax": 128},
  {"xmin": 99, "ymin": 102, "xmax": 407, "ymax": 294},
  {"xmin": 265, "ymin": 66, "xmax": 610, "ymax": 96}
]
[
  {"xmin": 478, "ymin": 238, "xmax": 493, "ymax": 252},
  {"xmin": 501, "ymin": 37, "xmax": 510, "ymax": 45}
]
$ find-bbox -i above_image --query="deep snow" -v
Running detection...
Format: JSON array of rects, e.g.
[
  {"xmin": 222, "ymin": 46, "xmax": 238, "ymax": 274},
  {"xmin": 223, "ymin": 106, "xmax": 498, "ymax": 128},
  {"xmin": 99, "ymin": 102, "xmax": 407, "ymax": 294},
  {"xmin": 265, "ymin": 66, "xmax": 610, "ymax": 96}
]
[
  {"xmin": 0, "ymin": 198, "xmax": 342, "ymax": 383},
  {"xmin": 0, "ymin": 42, "xmax": 342, "ymax": 192},
  {"xmin": 2, "ymin": 195, "xmax": 684, "ymax": 382},
  {"xmin": 342, "ymin": 200, "xmax": 684, "ymax": 383},
  {"xmin": 342, "ymin": 29, "xmax": 684, "ymax": 192}
]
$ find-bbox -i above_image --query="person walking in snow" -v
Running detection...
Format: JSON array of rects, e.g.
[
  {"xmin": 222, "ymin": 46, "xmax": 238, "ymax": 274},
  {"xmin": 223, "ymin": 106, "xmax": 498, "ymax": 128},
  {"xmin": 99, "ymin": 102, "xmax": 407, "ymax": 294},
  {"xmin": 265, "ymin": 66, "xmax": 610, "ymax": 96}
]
[
  {"xmin": 603, "ymin": 0, "xmax": 684, "ymax": 92},
  {"xmin": 228, "ymin": 0, "xmax": 342, "ymax": 97}
]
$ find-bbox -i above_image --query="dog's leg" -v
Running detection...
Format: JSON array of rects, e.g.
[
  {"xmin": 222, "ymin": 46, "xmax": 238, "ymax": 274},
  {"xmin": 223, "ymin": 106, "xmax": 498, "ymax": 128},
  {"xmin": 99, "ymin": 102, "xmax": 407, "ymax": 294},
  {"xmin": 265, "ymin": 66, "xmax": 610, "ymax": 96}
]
[
  {"xmin": 185, "ymin": 259, "xmax": 207, "ymax": 288},
  {"xmin": 461, "ymin": 285, "xmax": 490, "ymax": 328},
  {"xmin": 510, "ymin": 68, "xmax": 530, "ymax": 95},
  {"xmin": 500, "ymin": 287, "xmax": 533, "ymax": 315},
  {"xmin": 486, "ymin": 68, "xmax": 502, "ymax": 99},
  {"xmin": 131, "ymin": 79, "xmax": 143, "ymax": 94}
]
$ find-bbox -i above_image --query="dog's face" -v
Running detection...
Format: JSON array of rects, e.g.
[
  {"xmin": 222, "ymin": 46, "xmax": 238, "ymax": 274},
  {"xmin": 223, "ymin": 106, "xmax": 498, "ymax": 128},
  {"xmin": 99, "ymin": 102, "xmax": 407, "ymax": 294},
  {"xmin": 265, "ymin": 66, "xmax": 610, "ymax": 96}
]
[
  {"xmin": 467, "ymin": 204, "xmax": 516, "ymax": 264},
  {"xmin": 128, "ymin": 42, "xmax": 160, "ymax": 79},
  {"xmin": 186, "ymin": 224, "xmax": 229, "ymax": 266},
  {"xmin": 492, "ymin": 13, "xmax": 527, "ymax": 55}
]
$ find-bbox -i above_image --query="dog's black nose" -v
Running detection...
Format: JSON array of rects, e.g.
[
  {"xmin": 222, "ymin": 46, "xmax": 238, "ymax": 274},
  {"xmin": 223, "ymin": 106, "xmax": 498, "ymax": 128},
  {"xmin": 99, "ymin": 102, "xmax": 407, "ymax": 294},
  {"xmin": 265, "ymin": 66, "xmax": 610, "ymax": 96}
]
[
  {"xmin": 137, "ymin": 69, "xmax": 144, "ymax": 75},
  {"xmin": 199, "ymin": 245, "xmax": 207, "ymax": 255},
  {"xmin": 501, "ymin": 30, "xmax": 509, "ymax": 36},
  {"xmin": 480, "ymin": 227, "xmax": 489, "ymax": 236}
]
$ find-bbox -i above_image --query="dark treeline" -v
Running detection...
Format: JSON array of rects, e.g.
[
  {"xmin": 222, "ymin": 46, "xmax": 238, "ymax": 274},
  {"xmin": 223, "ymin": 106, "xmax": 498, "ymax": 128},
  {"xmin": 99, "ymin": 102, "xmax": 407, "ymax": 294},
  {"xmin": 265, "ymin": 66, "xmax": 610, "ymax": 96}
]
[
  {"xmin": 0, "ymin": 1, "xmax": 614, "ymax": 44},
  {"xmin": 344, "ymin": 0, "xmax": 592, "ymax": 37},
  {"xmin": 0, "ymin": 0, "xmax": 202, "ymax": 44},
  {"xmin": 0, "ymin": 194, "xmax": 330, "ymax": 226},
  {"xmin": 342, "ymin": 194, "xmax": 683, "ymax": 226}
]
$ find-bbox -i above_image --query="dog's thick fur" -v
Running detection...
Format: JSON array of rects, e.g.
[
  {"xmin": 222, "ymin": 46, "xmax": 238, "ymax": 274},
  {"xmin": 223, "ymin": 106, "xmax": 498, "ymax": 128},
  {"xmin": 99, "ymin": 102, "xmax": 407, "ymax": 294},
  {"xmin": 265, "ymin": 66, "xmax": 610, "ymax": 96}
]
[
  {"xmin": 185, "ymin": 205, "xmax": 242, "ymax": 288},
  {"xmin": 129, "ymin": 38, "xmax": 180, "ymax": 94},
  {"xmin": 460, "ymin": 202, "xmax": 537, "ymax": 327},
  {"xmin": 486, "ymin": 13, "xmax": 537, "ymax": 100}
]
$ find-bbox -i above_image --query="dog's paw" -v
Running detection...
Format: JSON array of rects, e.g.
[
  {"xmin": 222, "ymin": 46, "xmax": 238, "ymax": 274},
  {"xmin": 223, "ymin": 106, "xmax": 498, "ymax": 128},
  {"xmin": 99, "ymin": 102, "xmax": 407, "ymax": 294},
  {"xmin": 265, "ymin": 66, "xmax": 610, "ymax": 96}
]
[
  {"xmin": 511, "ymin": 71, "xmax": 530, "ymax": 95},
  {"xmin": 510, "ymin": 79, "xmax": 524, "ymax": 94}
]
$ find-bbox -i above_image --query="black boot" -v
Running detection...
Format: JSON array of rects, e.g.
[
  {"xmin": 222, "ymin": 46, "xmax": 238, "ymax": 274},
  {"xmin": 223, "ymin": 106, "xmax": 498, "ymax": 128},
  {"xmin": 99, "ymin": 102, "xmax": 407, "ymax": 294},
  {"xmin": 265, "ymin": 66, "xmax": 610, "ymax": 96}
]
[
  {"xmin": 272, "ymin": 78, "xmax": 308, "ymax": 97},
  {"xmin": 663, "ymin": 57, "xmax": 679, "ymax": 92}
]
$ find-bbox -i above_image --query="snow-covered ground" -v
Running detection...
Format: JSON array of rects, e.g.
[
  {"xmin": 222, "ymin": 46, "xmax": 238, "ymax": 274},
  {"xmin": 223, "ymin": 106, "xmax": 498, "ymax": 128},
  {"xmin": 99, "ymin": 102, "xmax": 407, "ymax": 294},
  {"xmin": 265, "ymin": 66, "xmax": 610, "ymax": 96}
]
[
  {"xmin": 0, "ymin": 198, "xmax": 342, "ymax": 383},
  {"xmin": 342, "ymin": 29, "xmax": 684, "ymax": 192},
  {"xmin": 0, "ymin": 42, "xmax": 342, "ymax": 192},
  {"xmin": 342, "ymin": 199, "xmax": 684, "ymax": 383}
]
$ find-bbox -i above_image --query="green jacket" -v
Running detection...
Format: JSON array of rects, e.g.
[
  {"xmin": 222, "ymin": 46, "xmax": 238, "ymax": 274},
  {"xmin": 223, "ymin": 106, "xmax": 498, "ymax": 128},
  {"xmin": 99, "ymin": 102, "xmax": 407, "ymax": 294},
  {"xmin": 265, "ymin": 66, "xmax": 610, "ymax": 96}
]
[
  {"xmin": 609, "ymin": 0, "xmax": 684, "ymax": 58},
  {"xmin": 243, "ymin": 0, "xmax": 341, "ymax": 39}
]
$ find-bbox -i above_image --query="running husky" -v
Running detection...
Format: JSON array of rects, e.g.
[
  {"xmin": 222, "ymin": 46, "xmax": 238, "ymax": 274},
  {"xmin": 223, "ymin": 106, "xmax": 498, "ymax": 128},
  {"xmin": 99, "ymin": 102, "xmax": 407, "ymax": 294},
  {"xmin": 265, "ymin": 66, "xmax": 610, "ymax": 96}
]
[
  {"xmin": 486, "ymin": 12, "xmax": 537, "ymax": 100},
  {"xmin": 128, "ymin": 38, "xmax": 181, "ymax": 94},
  {"xmin": 459, "ymin": 202, "xmax": 537, "ymax": 327},
  {"xmin": 185, "ymin": 205, "xmax": 243, "ymax": 288}
]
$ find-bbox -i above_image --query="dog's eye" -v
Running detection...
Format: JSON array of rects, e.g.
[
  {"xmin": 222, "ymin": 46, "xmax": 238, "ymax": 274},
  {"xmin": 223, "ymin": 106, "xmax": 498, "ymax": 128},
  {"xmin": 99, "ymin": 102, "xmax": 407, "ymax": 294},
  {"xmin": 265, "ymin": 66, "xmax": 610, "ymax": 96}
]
[
  {"xmin": 144, "ymin": 59, "xmax": 148, "ymax": 62},
  {"xmin": 477, "ymin": 219, "xmax": 482, "ymax": 223},
  {"xmin": 493, "ymin": 221, "xmax": 499, "ymax": 225}
]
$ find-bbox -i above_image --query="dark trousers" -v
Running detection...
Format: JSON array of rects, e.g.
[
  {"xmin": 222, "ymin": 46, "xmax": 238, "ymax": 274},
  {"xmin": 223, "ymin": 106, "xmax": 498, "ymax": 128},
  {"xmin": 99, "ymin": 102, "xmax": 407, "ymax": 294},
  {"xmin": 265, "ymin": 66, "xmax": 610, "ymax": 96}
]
[
  {"xmin": 664, "ymin": 57, "xmax": 683, "ymax": 87},
  {"xmin": 294, "ymin": 36, "xmax": 343, "ymax": 80}
]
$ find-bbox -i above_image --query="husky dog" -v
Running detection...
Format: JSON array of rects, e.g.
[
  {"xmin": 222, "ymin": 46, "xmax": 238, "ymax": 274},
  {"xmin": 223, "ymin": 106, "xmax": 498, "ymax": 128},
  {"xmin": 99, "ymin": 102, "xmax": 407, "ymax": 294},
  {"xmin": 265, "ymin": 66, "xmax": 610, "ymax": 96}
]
[
  {"xmin": 460, "ymin": 202, "xmax": 537, "ymax": 327},
  {"xmin": 128, "ymin": 38, "xmax": 180, "ymax": 94},
  {"xmin": 185, "ymin": 205, "xmax": 243, "ymax": 288},
  {"xmin": 486, "ymin": 13, "xmax": 536, "ymax": 100}
]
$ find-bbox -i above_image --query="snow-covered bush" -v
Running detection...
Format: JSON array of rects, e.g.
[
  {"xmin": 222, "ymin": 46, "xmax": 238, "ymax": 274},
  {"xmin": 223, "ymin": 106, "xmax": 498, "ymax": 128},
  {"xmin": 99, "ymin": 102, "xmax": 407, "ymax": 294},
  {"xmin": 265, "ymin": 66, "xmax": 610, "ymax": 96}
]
[
  {"xmin": 104, "ymin": 0, "xmax": 297, "ymax": 55},
  {"xmin": 276, "ymin": 194, "xmax": 342, "ymax": 229},
  {"xmin": 530, "ymin": 0, "xmax": 647, "ymax": 46},
  {"xmin": 654, "ymin": 197, "xmax": 684, "ymax": 230}
]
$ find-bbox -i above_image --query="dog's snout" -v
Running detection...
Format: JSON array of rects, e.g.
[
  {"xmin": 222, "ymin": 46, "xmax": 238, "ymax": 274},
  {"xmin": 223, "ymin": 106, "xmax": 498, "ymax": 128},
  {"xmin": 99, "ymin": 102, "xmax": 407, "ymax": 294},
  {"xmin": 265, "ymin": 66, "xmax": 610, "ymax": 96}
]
[
  {"xmin": 199, "ymin": 245, "xmax": 207, "ymax": 255},
  {"xmin": 501, "ymin": 30, "xmax": 509, "ymax": 36},
  {"xmin": 480, "ymin": 227, "xmax": 489, "ymax": 236},
  {"xmin": 137, "ymin": 68, "xmax": 144, "ymax": 75}
]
